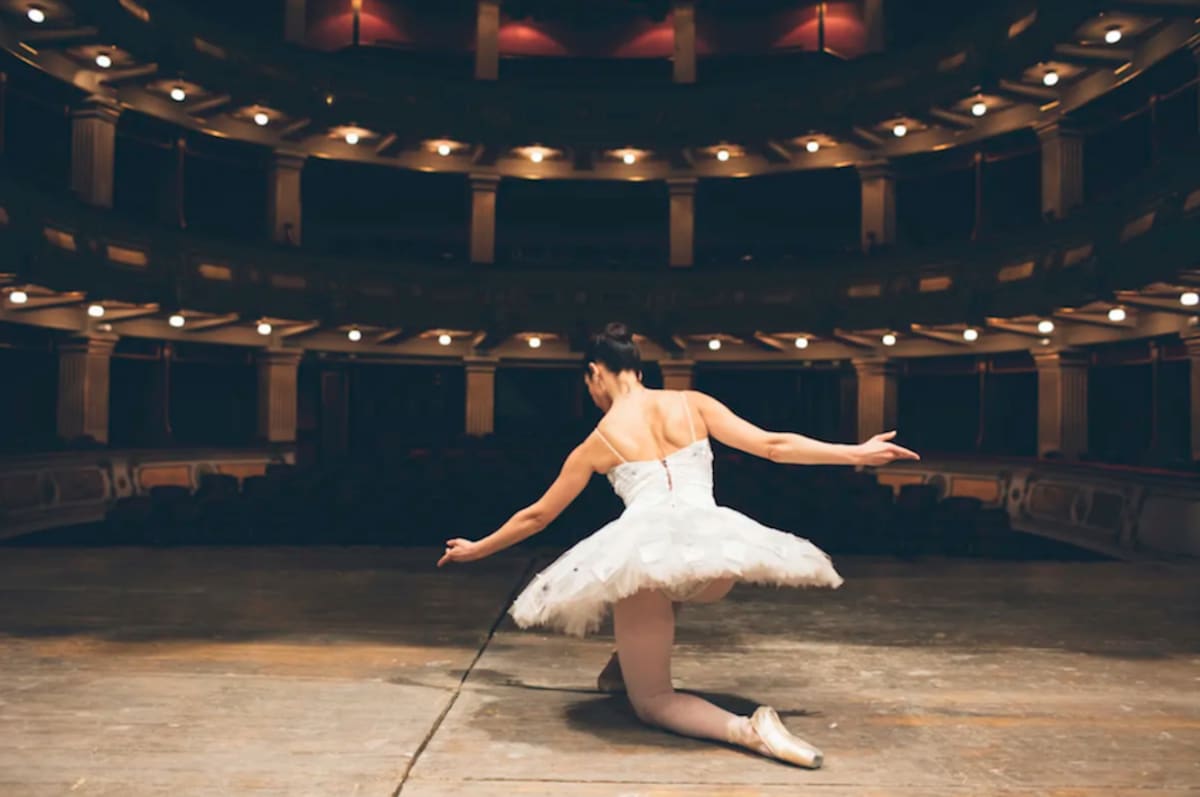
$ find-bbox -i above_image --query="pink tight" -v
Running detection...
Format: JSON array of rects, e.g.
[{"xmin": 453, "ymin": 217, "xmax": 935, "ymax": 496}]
[{"xmin": 611, "ymin": 580, "xmax": 768, "ymax": 754}]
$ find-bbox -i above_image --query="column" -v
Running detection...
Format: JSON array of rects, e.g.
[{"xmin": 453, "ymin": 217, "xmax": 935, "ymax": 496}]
[
  {"xmin": 660, "ymin": 359, "xmax": 694, "ymax": 391},
  {"xmin": 672, "ymin": 0, "xmax": 697, "ymax": 84},
  {"xmin": 1033, "ymin": 348, "xmax": 1089, "ymax": 460},
  {"xmin": 470, "ymin": 174, "xmax": 500, "ymax": 264},
  {"xmin": 1036, "ymin": 122, "xmax": 1084, "ymax": 221},
  {"xmin": 852, "ymin": 358, "xmax": 898, "ymax": 442},
  {"xmin": 71, "ymin": 97, "xmax": 120, "ymax": 208},
  {"xmin": 319, "ymin": 367, "xmax": 349, "ymax": 461},
  {"xmin": 57, "ymin": 334, "xmax": 117, "ymax": 445},
  {"xmin": 863, "ymin": 0, "xmax": 886, "ymax": 53},
  {"xmin": 284, "ymin": 0, "xmax": 306, "ymax": 44},
  {"xmin": 858, "ymin": 161, "xmax": 895, "ymax": 252},
  {"xmin": 1186, "ymin": 335, "xmax": 1200, "ymax": 463},
  {"xmin": 475, "ymin": 0, "xmax": 500, "ymax": 81},
  {"xmin": 668, "ymin": 178, "xmax": 696, "ymax": 267},
  {"xmin": 257, "ymin": 349, "xmax": 302, "ymax": 444},
  {"xmin": 465, "ymin": 357, "xmax": 498, "ymax": 437},
  {"xmin": 268, "ymin": 150, "xmax": 305, "ymax": 245}
]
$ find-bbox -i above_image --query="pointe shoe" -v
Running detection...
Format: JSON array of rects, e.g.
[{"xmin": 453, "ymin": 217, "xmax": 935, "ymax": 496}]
[
  {"xmin": 596, "ymin": 651, "xmax": 625, "ymax": 693},
  {"xmin": 749, "ymin": 706, "xmax": 824, "ymax": 769}
]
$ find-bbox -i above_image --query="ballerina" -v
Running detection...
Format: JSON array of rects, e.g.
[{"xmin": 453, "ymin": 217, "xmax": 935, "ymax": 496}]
[{"xmin": 438, "ymin": 322, "xmax": 919, "ymax": 768}]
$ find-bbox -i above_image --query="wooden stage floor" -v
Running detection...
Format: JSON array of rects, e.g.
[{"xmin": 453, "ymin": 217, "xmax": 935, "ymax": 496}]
[{"xmin": 0, "ymin": 546, "xmax": 1197, "ymax": 796}]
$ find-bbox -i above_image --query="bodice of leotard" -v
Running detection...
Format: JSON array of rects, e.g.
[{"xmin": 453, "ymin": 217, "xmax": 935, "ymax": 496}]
[{"xmin": 604, "ymin": 437, "xmax": 716, "ymax": 511}]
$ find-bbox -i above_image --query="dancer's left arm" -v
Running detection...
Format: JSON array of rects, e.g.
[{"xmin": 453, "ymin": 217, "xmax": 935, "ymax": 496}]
[{"xmin": 438, "ymin": 444, "xmax": 593, "ymax": 566}]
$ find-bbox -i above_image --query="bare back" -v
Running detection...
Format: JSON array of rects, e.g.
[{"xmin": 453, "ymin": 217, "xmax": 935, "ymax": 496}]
[{"xmin": 593, "ymin": 390, "xmax": 706, "ymax": 469}]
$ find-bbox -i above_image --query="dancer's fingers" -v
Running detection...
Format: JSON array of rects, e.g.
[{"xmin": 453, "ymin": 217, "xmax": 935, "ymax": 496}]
[{"xmin": 876, "ymin": 430, "xmax": 897, "ymax": 441}]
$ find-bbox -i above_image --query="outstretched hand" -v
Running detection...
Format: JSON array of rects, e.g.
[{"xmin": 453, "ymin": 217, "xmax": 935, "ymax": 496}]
[
  {"xmin": 855, "ymin": 431, "xmax": 920, "ymax": 467},
  {"xmin": 437, "ymin": 538, "xmax": 486, "ymax": 567}
]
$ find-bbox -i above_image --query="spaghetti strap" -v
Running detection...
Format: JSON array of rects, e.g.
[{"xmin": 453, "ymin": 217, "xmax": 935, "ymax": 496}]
[
  {"xmin": 595, "ymin": 429, "xmax": 628, "ymax": 464},
  {"xmin": 680, "ymin": 391, "xmax": 697, "ymax": 443}
]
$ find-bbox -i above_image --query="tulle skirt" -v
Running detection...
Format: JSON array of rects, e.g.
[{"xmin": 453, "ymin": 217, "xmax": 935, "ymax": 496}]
[{"xmin": 508, "ymin": 503, "xmax": 844, "ymax": 637}]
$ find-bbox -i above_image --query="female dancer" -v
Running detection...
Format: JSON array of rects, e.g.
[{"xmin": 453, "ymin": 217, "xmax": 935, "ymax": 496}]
[{"xmin": 438, "ymin": 323, "xmax": 919, "ymax": 768}]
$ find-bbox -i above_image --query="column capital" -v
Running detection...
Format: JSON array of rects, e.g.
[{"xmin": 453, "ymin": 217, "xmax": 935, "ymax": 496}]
[
  {"xmin": 464, "ymin": 355, "xmax": 499, "ymax": 373},
  {"xmin": 58, "ymin": 332, "xmax": 118, "ymax": 356},
  {"xmin": 856, "ymin": 160, "xmax": 894, "ymax": 182},
  {"xmin": 658, "ymin": 357, "xmax": 695, "ymax": 371},
  {"xmin": 257, "ymin": 347, "xmax": 303, "ymax": 365},
  {"xmin": 1035, "ymin": 121, "xmax": 1083, "ymax": 142},
  {"xmin": 1182, "ymin": 330, "xmax": 1200, "ymax": 358},
  {"xmin": 1032, "ymin": 347, "xmax": 1089, "ymax": 369},
  {"xmin": 667, "ymin": 177, "xmax": 697, "ymax": 195},
  {"xmin": 851, "ymin": 356, "xmax": 897, "ymax": 377},
  {"xmin": 272, "ymin": 149, "xmax": 307, "ymax": 171},
  {"xmin": 469, "ymin": 173, "xmax": 501, "ymax": 191},
  {"xmin": 71, "ymin": 96, "xmax": 121, "ymax": 124}
]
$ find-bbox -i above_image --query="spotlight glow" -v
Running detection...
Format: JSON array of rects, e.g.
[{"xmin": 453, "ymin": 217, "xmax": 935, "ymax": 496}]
[
  {"xmin": 254, "ymin": 112, "xmax": 270, "ymax": 126},
  {"xmin": 347, "ymin": 328, "xmax": 362, "ymax": 342},
  {"xmin": 169, "ymin": 87, "xmax": 186, "ymax": 102},
  {"xmin": 1042, "ymin": 69, "xmax": 1060, "ymax": 87},
  {"xmin": 881, "ymin": 333, "xmax": 897, "ymax": 347},
  {"xmin": 1104, "ymin": 27, "xmax": 1122, "ymax": 44},
  {"xmin": 1037, "ymin": 319, "xmax": 1055, "ymax": 334},
  {"xmin": 971, "ymin": 101, "xmax": 987, "ymax": 117},
  {"xmin": 437, "ymin": 333, "xmax": 452, "ymax": 346},
  {"xmin": 528, "ymin": 336, "xmax": 542, "ymax": 349},
  {"xmin": 436, "ymin": 143, "xmax": 451, "ymax": 156},
  {"xmin": 622, "ymin": 152, "xmax": 637, "ymax": 165},
  {"xmin": 794, "ymin": 336, "xmax": 809, "ymax": 349},
  {"xmin": 716, "ymin": 148, "xmax": 730, "ymax": 162},
  {"xmin": 9, "ymin": 290, "xmax": 28, "ymax": 305},
  {"xmin": 805, "ymin": 139, "xmax": 820, "ymax": 153},
  {"xmin": 87, "ymin": 303, "xmax": 105, "ymax": 318},
  {"xmin": 27, "ymin": 7, "xmax": 46, "ymax": 23},
  {"xmin": 168, "ymin": 313, "xmax": 186, "ymax": 328},
  {"xmin": 1107, "ymin": 307, "xmax": 1127, "ymax": 322},
  {"xmin": 892, "ymin": 123, "xmax": 907, "ymax": 138},
  {"xmin": 529, "ymin": 149, "xmax": 545, "ymax": 164},
  {"xmin": 963, "ymin": 327, "xmax": 979, "ymax": 342},
  {"xmin": 1181, "ymin": 291, "xmax": 1199, "ymax": 307},
  {"xmin": 95, "ymin": 53, "xmax": 113, "ymax": 69},
  {"xmin": 257, "ymin": 322, "xmax": 272, "ymax": 336},
  {"xmin": 708, "ymin": 338, "xmax": 721, "ymax": 351},
  {"xmin": 344, "ymin": 132, "xmax": 360, "ymax": 145}
]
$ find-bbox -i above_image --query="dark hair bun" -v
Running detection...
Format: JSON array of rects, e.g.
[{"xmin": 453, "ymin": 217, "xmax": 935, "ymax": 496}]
[
  {"xmin": 585, "ymin": 321, "xmax": 642, "ymax": 375},
  {"xmin": 603, "ymin": 322, "xmax": 633, "ymax": 345}
]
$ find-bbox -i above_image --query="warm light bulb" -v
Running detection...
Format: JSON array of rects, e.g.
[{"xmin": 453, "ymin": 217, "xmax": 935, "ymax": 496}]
[
  {"xmin": 87, "ymin": 303, "xmax": 105, "ymax": 318},
  {"xmin": 1043, "ymin": 70, "xmax": 1060, "ymax": 87},
  {"xmin": 892, "ymin": 123, "xmax": 907, "ymax": 138},
  {"xmin": 95, "ymin": 53, "xmax": 113, "ymax": 69},
  {"xmin": 794, "ymin": 336, "xmax": 809, "ymax": 349},
  {"xmin": 436, "ymin": 143, "xmax": 451, "ymax": 156},
  {"xmin": 1104, "ymin": 27, "xmax": 1122, "ymax": 44},
  {"xmin": 168, "ymin": 313, "xmax": 186, "ymax": 328},
  {"xmin": 27, "ymin": 7, "xmax": 46, "ymax": 23},
  {"xmin": 254, "ymin": 112, "xmax": 270, "ymax": 126},
  {"xmin": 716, "ymin": 148, "xmax": 730, "ymax": 162},
  {"xmin": 437, "ymin": 333, "xmax": 452, "ymax": 346},
  {"xmin": 963, "ymin": 327, "xmax": 979, "ymax": 342},
  {"xmin": 971, "ymin": 101, "xmax": 987, "ymax": 117},
  {"xmin": 805, "ymin": 139, "xmax": 820, "ymax": 153},
  {"xmin": 1037, "ymin": 319, "xmax": 1055, "ymax": 334},
  {"xmin": 347, "ymin": 328, "xmax": 362, "ymax": 342},
  {"xmin": 708, "ymin": 338, "xmax": 721, "ymax": 351},
  {"xmin": 881, "ymin": 333, "xmax": 897, "ymax": 346},
  {"xmin": 9, "ymin": 290, "xmax": 28, "ymax": 305},
  {"xmin": 1181, "ymin": 291, "xmax": 1199, "ymax": 307},
  {"xmin": 529, "ymin": 149, "xmax": 544, "ymax": 164},
  {"xmin": 622, "ymin": 152, "xmax": 636, "ymax": 165},
  {"xmin": 1107, "ymin": 307, "xmax": 1127, "ymax": 322},
  {"xmin": 170, "ymin": 87, "xmax": 186, "ymax": 102},
  {"xmin": 345, "ymin": 132, "xmax": 360, "ymax": 145},
  {"xmin": 257, "ymin": 322, "xmax": 272, "ymax": 336},
  {"xmin": 528, "ymin": 336, "xmax": 542, "ymax": 349}
]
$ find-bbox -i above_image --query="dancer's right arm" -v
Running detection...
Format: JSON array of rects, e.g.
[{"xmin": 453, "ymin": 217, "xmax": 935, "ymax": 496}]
[{"xmin": 691, "ymin": 391, "xmax": 919, "ymax": 467}]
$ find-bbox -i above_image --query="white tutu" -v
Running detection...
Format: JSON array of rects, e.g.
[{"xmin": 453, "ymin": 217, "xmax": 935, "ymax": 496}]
[{"xmin": 508, "ymin": 436, "xmax": 844, "ymax": 637}]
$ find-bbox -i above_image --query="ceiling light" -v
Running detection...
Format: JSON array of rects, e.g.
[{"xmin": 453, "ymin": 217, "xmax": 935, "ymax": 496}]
[
  {"xmin": 805, "ymin": 139, "xmax": 820, "ymax": 153},
  {"xmin": 8, "ymin": 290, "xmax": 28, "ymax": 305},
  {"xmin": 437, "ymin": 333, "xmax": 452, "ymax": 346},
  {"xmin": 95, "ymin": 52, "xmax": 113, "ymax": 69},
  {"xmin": 716, "ymin": 148, "xmax": 730, "ymax": 162},
  {"xmin": 881, "ymin": 333, "xmax": 897, "ymax": 346},
  {"xmin": 1107, "ymin": 307, "xmax": 1127, "ymax": 322},
  {"xmin": 168, "ymin": 313, "xmax": 186, "ymax": 328},
  {"xmin": 971, "ymin": 101, "xmax": 987, "ymax": 117},
  {"xmin": 87, "ymin": 303, "xmax": 105, "ymax": 318},
  {"xmin": 794, "ymin": 336, "xmax": 809, "ymax": 349},
  {"xmin": 254, "ymin": 112, "xmax": 270, "ymax": 126},
  {"xmin": 708, "ymin": 338, "xmax": 722, "ymax": 351},
  {"xmin": 1042, "ymin": 69, "xmax": 1060, "ymax": 87},
  {"xmin": 27, "ymin": 7, "xmax": 46, "ymax": 23},
  {"xmin": 529, "ymin": 148, "xmax": 544, "ymax": 163},
  {"xmin": 622, "ymin": 152, "xmax": 637, "ymax": 165},
  {"xmin": 347, "ymin": 328, "xmax": 362, "ymax": 342},
  {"xmin": 344, "ymin": 132, "xmax": 360, "ymax": 145},
  {"xmin": 436, "ymin": 143, "xmax": 452, "ymax": 156},
  {"xmin": 1037, "ymin": 319, "xmax": 1055, "ymax": 334},
  {"xmin": 892, "ymin": 123, "xmax": 907, "ymax": 138},
  {"xmin": 963, "ymin": 327, "xmax": 979, "ymax": 342},
  {"xmin": 528, "ymin": 336, "xmax": 542, "ymax": 349},
  {"xmin": 1181, "ymin": 291, "xmax": 1199, "ymax": 307},
  {"xmin": 169, "ymin": 87, "xmax": 187, "ymax": 102},
  {"xmin": 1104, "ymin": 26, "xmax": 1122, "ymax": 44},
  {"xmin": 257, "ymin": 322, "xmax": 272, "ymax": 336}
]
